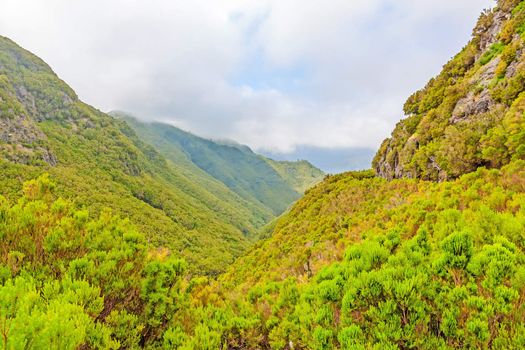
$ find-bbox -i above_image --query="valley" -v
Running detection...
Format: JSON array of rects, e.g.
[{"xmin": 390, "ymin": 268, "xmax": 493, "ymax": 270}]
[{"xmin": 1, "ymin": 0, "xmax": 525, "ymax": 349}]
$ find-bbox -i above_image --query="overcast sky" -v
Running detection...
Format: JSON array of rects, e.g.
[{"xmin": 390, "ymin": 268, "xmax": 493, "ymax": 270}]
[{"xmin": 0, "ymin": 0, "xmax": 493, "ymax": 169}]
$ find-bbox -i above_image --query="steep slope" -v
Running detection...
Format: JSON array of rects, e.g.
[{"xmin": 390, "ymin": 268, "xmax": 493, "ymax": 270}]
[
  {"xmin": 0, "ymin": 36, "xmax": 261, "ymax": 274},
  {"xmin": 2, "ymin": 1, "xmax": 525, "ymax": 348},
  {"xmin": 119, "ymin": 114, "xmax": 324, "ymax": 216},
  {"xmin": 212, "ymin": 162, "xmax": 525, "ymax": 349},
  {"xmin": 113, "ymin": 113, "xmax": 277, "ymax": 236},
  {"xmin": 265, "ymin": 158, "xmax": 325, "ymax": 193},
  {"xmin": 374, "ymin": 0, "xmax": 525, "ymax": 181},
  {"xmin": 177, "ymin": 1, "xmax": 525, "ymax": 348}
]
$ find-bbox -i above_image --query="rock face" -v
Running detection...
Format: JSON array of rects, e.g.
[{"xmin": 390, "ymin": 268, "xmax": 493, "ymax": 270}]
[
  {"xmin": 0, "ymin": 36, "xmax": 85, "ymax": 166},
  {"xmin": 374, "ymin": 0, "xmax": 525, "ymax": 181},
  {"xmin": 0, "ymin": 114, "xmax": 56, "ymax": 165},
  {"xmin": 0, "ymin": 78, "xmax": 57, "ymax": 165},
  {"xmin": 449, "ymin": 57, "xmax": 499, "ymax": 124}
]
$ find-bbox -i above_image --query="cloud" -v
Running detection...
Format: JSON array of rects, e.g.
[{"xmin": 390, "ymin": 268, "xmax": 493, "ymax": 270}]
[{"xmin": 0, "ymin": 0, "xmax": 494, "ymax": 154}]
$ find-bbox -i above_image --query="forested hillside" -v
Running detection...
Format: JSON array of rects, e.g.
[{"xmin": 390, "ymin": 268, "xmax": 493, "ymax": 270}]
[
  {"xmin": 265, "ymin": 158, "xmax": 324, "ymax": 194},
  {"xmin": 117, "ymin": 113, "xmax": 323, "ymax": 217},
  {"xmin": 1, "ymin": 0, "xmax": 525, "ymax": 349},
  {"xmin": 0, "ymin": 35, "xmax": 318, "ymax": 275},
  {"xmin": 206, "ymin": 1, "xmax": 525, "ymax": 348},
  {"xmin": 211, "ymin": 161, "xmax": 525, "ymax": 349},
  {"xmin": 4, "ymin": 163, "xmax": 525, "ymax": 348}
]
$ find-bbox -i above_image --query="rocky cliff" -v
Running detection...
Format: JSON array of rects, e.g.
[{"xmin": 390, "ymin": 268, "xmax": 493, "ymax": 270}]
[{"xmin": 374, "ymin": 0, "xmax": 525, "ymax": 181}]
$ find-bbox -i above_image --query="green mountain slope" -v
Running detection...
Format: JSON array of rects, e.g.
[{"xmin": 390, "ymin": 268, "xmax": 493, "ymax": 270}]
[
  {"xmin": 118, "ymin": 114, "xmax": 324, "ymax": 216},
  {"xmin": 265, "ymin": 158, "xmax": 325, "ymax": 193},
  {"xmin": 2, "ymin": 0, "xmax": 525, "ymax": 348},
  {"xmin": 212, "ymin": 162, "xmax": 525, "ymax": 348},
  {"xmin": 187, "ymin": 1, "xmax": 525, "ymax": 347},
  {"xmin": 0, "ymin": 35, "xmax": 261, "ymax": 274},
  {"xmin": 374, "ymin": 0, "xmax": 525, "ymax": 181}
]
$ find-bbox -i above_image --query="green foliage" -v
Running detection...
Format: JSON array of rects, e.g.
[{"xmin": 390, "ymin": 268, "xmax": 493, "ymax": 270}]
[
  {"xmin": 374, "ymin": 1, "xmax": 525, "ymax": 181},
  {"xmin": 479, "ymin": 42, "xmax": 506, "ymax": 65},
  {"xmin": 265, "ymin": 158, "xmax": 325, "ymax": 194},
  {"xmin": 120, "ymin": 114, "xmax": 323, "ymax": 217},
  {"xmin": 0, "ymin": 175, "xmax": 188, "ymax": 348},
  {"xmin": 2, "ymin": 2, "xmax": 525, "ymax": 348},
  {"xmin": 0, "ymin": 35, "xmax": 267, "ymax": 274},
  {"xmin": 211, "ymin": 162, "xmax": 525, "ymax": 348}
]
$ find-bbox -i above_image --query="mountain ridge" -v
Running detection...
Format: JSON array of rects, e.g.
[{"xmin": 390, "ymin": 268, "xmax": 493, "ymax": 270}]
[
  {"xmin": 2, "ymin": 0, "xmax": 525, "ymax": 348},
  {"xmin": 116, "ymin": 112, "xmax": 324, "ymax": 217},
  {"xmin": 0, "ymin": 35, "xmax": 319, "ymax": 275}
]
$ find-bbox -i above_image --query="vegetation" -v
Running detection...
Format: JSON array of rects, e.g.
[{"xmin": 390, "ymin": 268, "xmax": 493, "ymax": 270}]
[
  {"xmin": 2, "ymin": 0, "xmax": 525, "ymax": 348},
  {"xmin": 0, "ymin": 174, "xmax": 187, "ymax": 348},
  {"xmin": 210, "ymin": 162, "xmax": 525, "ymax": 348},
  {"xmin": 0, "ymin": 36, "xmax": 321, "ymax": 274},
  {"xmin": 265, "ymin": 158, "xmax": 325, "ymax": 194},
  {"xmin": 374, "ymin": 0, "xmax": 525, "ymax": 181},
  {"xmin": 3, "ymin": 161, "xmax": 525, "ymax": 348},
  {"xmin": 118, "ymin": 113, "xmax": 324, "ymax": 217}
]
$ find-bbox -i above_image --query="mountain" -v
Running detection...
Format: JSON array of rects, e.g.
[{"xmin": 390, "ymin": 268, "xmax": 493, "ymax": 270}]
[
  {"xmin": 374, "ymin": 0, "xmax": 525, "ymax": 181},
  {"xmin": 0, "ymin": 35, "xmax": 296, "ymax": 275},
  {"xmin": 263, "ymin": 146, "xmax": 377, "ymax": 174},
  {"xmin": 196, "ymin": 1, "xmax": 525, "ymax": 348},
  {"xmin": 215, "ymin": 162, "xmax": 525, "ymax": 348},
  {"xmin": 117, "ymin": 113, "xmax": 324, "ymax": 216},
  {"xmin": 3, "ymin": 0, "xmax": 525, "ymax": 348},
  {"xmin": 264, "ymin": 158, "xmax": 324, "ymax": 193}
]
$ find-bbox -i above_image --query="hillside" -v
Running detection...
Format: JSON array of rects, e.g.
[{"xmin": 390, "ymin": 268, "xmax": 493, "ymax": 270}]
[
  {"xmin": 0, "ymin": 35, "xmax": 265, "ymax": 274},
  {"xmin": 374, "ymin": 0, "xmax": 525, "ymax": 181},
  {"xmin": 119, "ymin": 114, "xmax": 324, "ymax": 215},
  {"xmin": 2, "ymin": 0, "xmax": 525, "ymax": 349},
  {"xmin": 265, "ymin": 158, "xmax": 325, "ymax": 193},
  {"xmin": 3, "ymin": 164, "xmax": 525, "ymax": 348},
  {"xmin": 210, "ymin": 161, "xmax": 525, "ymax": 349},
  {"xmin": 200, "ymin": 1, "xmax": 525, "ymax": 348}
]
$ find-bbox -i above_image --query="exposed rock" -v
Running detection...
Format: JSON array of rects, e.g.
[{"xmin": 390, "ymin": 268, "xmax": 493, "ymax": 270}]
[
  {"xmin": 0, "ymin": 114, "xmax": 44, "ymax": 143},
  {"xmin": 62, "ymin": 92, "xmax": 73, "ymax": 105},
  {"xmin": 374, "ymin": 3, "xmax": 525, "ymax": 182},
  {"xmin": 477, "ymin": 56, "xmax": 500, "ymax": 86},
  {"xmin": 0, "ymin": 114, "xmax": 56, "ymax": 166},
  {"xmin": 450, "ymin": 89, "xmax": 494, "ymax": 124},
  {"xmin": 477, "ymin": 10, "xmax": 510, "ymax": 56},
  {"xmin": 506, "ymin": 48, "xmax": 525, "ymax": 78},
  {"xmin": 41, "ymin": 150, "xmax": 58, "ymax": 166},
  {"xmin": 428, "ymin": 157, "xmax": 447, "ymax": 182},
  {"xmin": 15, "ymin": 84, "xmax": 37, "ymax": 117},
  {"xmin": 374, "ymin": 143, "xmax": 393, "ymax": 180}
]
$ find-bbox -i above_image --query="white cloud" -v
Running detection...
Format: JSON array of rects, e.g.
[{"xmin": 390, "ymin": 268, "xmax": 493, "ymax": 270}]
[{"xmin": 0, "ymin": 0, "xmax": 494, "ymax": 152}]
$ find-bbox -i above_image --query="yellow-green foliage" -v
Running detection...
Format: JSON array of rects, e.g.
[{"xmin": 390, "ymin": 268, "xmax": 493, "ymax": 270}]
[
  {"xmin": 265, "ymin": 158, "xmax": 325, "ymax": 194},
  {"xmin": 206, "ymin": 162, "xmax": 525, "ymax": 349},
  {"xmin": 3, "ymin": 163, "xmax": 525, "ymax": 348},
  {"xmin": 0, "ymin": 175, "xmax": 186, "ymax": 348},
  {"xmin": 120, "ymin": 114, "xmax": 323, "ymax": 223},
  {"xmin": 0, "ymin": 36, "xmax": 258, "ymax": 274},
  {"xmin": 374, "ymin": 0, "xmax": 525, "ymax": 181},
  {"xmin": 3, "ymin": 1, "xmax": 525, "ymax": 348},
  {"xmin": 0, "ymin": 175, "xmax": 263, "ymax": 349},
  {"xmin": 0, "ymin": 35, "xmax": 323, "ymax": 274}
]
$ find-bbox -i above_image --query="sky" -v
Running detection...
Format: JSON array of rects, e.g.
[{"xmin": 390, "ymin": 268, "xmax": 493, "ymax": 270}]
[{"xmin": 0, "ymin": 0, "xmax": 494, "ymax": 172}]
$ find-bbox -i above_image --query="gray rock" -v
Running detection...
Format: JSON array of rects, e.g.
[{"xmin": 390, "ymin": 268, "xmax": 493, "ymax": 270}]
[
  {"xmin": 506, "ymin": 48, "xmax": 524, "ymax": 78},
  {"xmin": 477, "ymin": 10, "xmax": 510, "ymax": 57},
  {"xmin": 450, "ymin": 89, "xmax": 493, "ymax": 124},
  {"xmin": 0, "ymin": 114, "xmax": 57, "ymax": 166}
]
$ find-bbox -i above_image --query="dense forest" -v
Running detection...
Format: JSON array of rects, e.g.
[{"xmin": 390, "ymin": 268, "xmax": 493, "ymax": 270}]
[
  {"xmin": 117, "ymin": 112, "xmax": 324, "ymax": 217},
  {"xmin": 1, "ymin": 0, "xmax": 525, "ymax": 349},
  {"xmin": 0, "ymin": 35, "xmax": 322, "ymax": 276}
]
